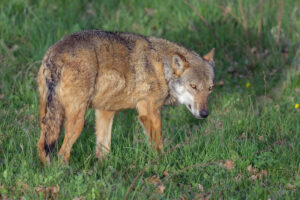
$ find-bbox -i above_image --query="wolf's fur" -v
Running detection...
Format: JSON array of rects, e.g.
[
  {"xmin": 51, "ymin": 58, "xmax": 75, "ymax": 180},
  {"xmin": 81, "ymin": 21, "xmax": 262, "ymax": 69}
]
[{"xmin": 37, "ymin": 30, "xmax": 215, "ymax": 164}]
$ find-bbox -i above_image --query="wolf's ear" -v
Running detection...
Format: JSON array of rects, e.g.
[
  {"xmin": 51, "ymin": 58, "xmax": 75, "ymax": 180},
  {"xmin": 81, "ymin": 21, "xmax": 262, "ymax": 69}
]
[
  {"xmin": 203, "ymin": 48, "xmax": 215, "ymax": 64},
  {"xmin": 172, "ymin": 54, "xmax": 188, "ymax": 76}
]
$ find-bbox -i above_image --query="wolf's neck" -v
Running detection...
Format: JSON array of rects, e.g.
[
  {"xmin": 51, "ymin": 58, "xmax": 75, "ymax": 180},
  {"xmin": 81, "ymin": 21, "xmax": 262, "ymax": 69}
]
[
  {"xmin": 148, "ymin": 36, "xmax": 184, "ymax": 83},
  {"xmin": 160, "ymin": 57, "xmax": 178, "ymax": 105},
  {"xmin": 162, "ymin": 58, "xmax": 173, "ymax": 83}
]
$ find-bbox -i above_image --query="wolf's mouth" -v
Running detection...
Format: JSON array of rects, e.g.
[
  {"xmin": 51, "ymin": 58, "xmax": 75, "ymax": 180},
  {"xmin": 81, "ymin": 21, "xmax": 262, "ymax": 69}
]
[{"xmin": 186, "ymin": 104, "xmax": 205, "ymax": 119}]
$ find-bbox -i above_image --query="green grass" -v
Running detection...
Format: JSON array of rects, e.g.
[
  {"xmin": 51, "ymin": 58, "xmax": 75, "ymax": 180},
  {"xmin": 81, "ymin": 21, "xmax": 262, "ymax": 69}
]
[{"xmin": 0, "ymin": 0, "xmax": 299, "ymax": 199}]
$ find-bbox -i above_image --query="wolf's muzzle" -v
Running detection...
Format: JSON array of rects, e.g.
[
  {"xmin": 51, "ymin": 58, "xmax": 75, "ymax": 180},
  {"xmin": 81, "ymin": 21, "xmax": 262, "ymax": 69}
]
[{"xmin": 199, "ymin": 109, "xmax": 209, "ymax": 118}]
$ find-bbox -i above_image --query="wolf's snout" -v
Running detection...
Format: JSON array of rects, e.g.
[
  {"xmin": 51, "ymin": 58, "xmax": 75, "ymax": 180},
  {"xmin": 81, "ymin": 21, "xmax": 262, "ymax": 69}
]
[{"xmin": 200, "ymin": 109, "xmax": 209, "ymax": 118}]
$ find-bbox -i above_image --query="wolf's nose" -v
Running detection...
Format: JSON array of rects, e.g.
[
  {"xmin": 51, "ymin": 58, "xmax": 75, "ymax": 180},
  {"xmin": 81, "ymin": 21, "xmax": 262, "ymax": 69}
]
[{"xmin": 200, "ymin": 110, "xmax": 209, "ymax": 118}]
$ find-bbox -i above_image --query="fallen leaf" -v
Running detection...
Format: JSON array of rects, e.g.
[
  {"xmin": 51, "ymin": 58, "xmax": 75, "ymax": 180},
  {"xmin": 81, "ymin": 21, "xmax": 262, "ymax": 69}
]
[
  {"xmin": 247, "ymin": 165, "xmax": 267, "ymax": 181},
  {"xmin": 21, "ymin": 183, "xmax": 30, "ymax": 191},
  {"xmin": 222, "ymin": 6, "xmax": 231, "ymax": 17},
  {"xmin": 216, "ymin": 79, "xmax": 224, "ymax": 86},
  {"xmin": 260, "ymin": 169, "xmax": 268, "ymax": 177},
  {"xmin": 269, "ymin": 68, "xmax": 278, "ymax": 76},
  {"xmin": 197, "ymin": 42, "xmax": 202, "ymax": 49},
  {"xmin": 241, "ymin": 132, "xmax": 246, "ymax": 140},
  {"xmin": 247, "ymin": 165, "xmax": 258, "ymax": 174},
  {"xmin": 262, "ymin": 49, "xmax": 269, "ymax": 58},
  {"xmin": 281, "ymin": 47, "xmax": 289, "ymax": 59},
  {"xmin": 194, "ymin": 192, "xmax": 211, "ymax": 200},
  {"xmin": 151, "ymin": 25, "xmax": 157, "ymax": 30},
  {"xmin": 29, "ymin": 114, "xmax": 35, "ymax": 121},
  {"xmin": 180, "ymin": 196, "xmax": 187, "ymax": 200},
  {"xmin": 250, "ymin": 47, "xmax": 270, "ymax": 59},
  {"xmin": 162, "ymin": 170, "xmax": 169, "ymax": 177},
  {"xmin": 198, "ymin": 183, "xmax": 204, "ymax": 192},
  {"xmin": 52, "ymin": 3, "xmax": 57, "ymax": 10},
  {"xmin": 256, "ymin": 96, "xmax": 273, "ymax": 103},
  {"xmin": 209, "ymin": 119, "xmax": 223, "ymax": 129},
  {"xmin": 9, "ymin": 44, "xmax": 19, "ymax": 52},
  {"xmin": 35, "ymin": 184, "xmax": 59, "ymax": 199},
  {"xmin": 147, "ymin": 175, "xmax": 161, "ymax": 185},
  {"xmin": 235, "ymin": 173, "xmax": 242, "ymax": 182},
  {"xmin": 144, "ymin": 8, "xmax": 156, "ymax": 16},
  {"xmin": 223, "ymin": 160, "xmax": 235, "ymax": 170},
  {"xmin": 286, "ymin": 183, "xmax": 296, "ymax": 190},
  {"xmin": 251, "ymin": 47, "xmax": 257, "ymax": 54},
  {"xmin": 156, "ymin": 184, "xmax": 165, "ymax": 194},
  {"xmin": 226, "ymin": 66, "xmax": 235, "ymax": 73},
  {"xmin": 217, "ymin": 121, "xmax": 223, "ymax": 129},
  {"xmin": 73, "ymin": 196, "xmax": 86, "ymax": 200},
  {"xmin": 250, "ymin": 174, "xmax": 258, "ymax": 181},
  {"xmin": 259, "ymin": 135, "xmax": 264, "ymax": 141},
  {"xmin": 86, "ymin": 8, "xmax": 96, "ymax": 17}
]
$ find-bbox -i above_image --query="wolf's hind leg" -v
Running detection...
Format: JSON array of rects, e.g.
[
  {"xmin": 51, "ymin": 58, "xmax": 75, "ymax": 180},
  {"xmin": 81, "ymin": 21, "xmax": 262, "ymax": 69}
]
[
  {"xmin": 95, "ymin": 110, "xmax": 115, "ymax": 161},
  {"xmin": 58, "ymin": 104, "xmax": 87, "ymax": 164},
  {"xmin": 37, "ymin": 97, "xmax": 49, "ymax": 165}
]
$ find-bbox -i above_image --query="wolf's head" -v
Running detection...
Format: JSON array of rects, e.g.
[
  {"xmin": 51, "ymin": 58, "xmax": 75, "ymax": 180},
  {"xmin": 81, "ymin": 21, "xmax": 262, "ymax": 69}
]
[{"xmin": 168, "ymin": 48, "xmax": 215, "ymax": 119}]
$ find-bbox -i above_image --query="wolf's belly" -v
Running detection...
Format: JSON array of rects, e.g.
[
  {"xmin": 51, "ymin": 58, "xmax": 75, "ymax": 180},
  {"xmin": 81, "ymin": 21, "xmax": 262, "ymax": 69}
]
[{"xmin": 90, "ymin": 89, "xmax": 137, "ymax": 111}]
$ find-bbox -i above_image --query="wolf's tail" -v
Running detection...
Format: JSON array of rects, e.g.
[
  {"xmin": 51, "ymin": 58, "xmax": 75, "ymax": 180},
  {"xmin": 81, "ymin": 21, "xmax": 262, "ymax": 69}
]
[{"xmin": 37, "ymin": 56, "xmax": 64, "ymax": 159}]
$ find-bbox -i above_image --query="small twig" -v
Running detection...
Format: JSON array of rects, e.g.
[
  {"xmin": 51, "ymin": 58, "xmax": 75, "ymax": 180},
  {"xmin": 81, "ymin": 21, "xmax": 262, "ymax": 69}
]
[
  {"xmin": 256, "ymin": 0, "xmax": 263, "ymax": 50},
  {"xmin": 276, "ymin": 0, "xmax": 285, "ymax": 46},
  {"xmin": 183, "ymin": 0, "xmax": 234, "ymax": 63}
]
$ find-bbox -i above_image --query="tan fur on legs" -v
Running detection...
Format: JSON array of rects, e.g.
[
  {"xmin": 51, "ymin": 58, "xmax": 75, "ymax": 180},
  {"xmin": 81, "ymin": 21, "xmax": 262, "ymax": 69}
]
[
  {"xmin": 136, "ymin": 100, "xmax": 163, "ymax": 152},
  {"xmin": 150, "ymin": 112, "xmax": 163, "ymax": 152},
  {"xmin": 58, "ymin": 107, "xmax": 87, "ymax": 164},
  {"xmin": 37, "ymin": 98, "xmax": 49, "ymax": 165},
  {"xmin": 37, "ymin": 66, "xmax": 48, "ymax": 164},
  {"xmin": 95, "ymin": 110, "xmax": 115, "ymax": 160},
  {"xmin": 37, "ymin": 131, "xmax": 49, "ymax": 165}
]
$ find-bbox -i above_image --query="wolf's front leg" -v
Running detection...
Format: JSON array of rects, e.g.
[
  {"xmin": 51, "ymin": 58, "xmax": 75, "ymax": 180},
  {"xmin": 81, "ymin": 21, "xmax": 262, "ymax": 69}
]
[
  {"xmin": 136, "ymin": 100, "xmax": 163, "ymax": 152},
  {"xmin": 95, "ymin": 110, "xmax": 115, "ymax": 161}
]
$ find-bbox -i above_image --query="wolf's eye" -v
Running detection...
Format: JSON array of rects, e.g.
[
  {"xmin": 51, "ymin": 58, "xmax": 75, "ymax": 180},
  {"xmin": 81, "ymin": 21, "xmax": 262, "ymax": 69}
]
[
  {"xmin": 190, "ymin": 83, "xmax": 197, "ymax": 90},
  {"xmin": 209, "ymin": 86, "xmax": 214, "ymax": 92}
]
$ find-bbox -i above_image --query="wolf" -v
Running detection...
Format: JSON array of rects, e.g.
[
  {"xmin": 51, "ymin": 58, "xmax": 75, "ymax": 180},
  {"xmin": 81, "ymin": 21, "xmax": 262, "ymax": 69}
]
[{"xmin": 37, "ymin": 30, "xmax": 215, "ymax": 164}]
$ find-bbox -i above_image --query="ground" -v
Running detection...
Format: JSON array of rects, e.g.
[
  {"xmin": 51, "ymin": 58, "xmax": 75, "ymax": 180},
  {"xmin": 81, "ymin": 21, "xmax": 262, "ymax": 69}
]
[{"xmin": 0, "ymin": 0, "xmax": 299, "ymax": 199}]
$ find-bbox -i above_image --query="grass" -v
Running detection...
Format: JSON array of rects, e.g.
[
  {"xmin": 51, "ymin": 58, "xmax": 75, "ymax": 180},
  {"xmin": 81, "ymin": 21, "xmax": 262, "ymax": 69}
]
[{"xmin": 0, "ymin": 0, "xmax": 299, "ymax": 199}]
